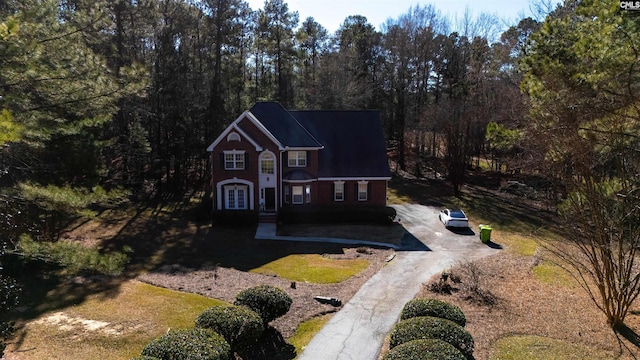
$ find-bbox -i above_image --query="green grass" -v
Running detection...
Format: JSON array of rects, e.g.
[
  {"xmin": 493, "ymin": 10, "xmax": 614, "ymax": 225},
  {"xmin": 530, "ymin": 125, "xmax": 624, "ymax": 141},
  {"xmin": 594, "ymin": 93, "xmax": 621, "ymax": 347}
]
[
  {"xmin": 10, "ymin": 280, "xmax": 225, "ymax": 359},
  {"xmin": 497, "ymin": 232, "xmax": 540, "ymax": 256},
  {"xmin": 250, "ymin": 254, "xmax": 369, "ymax": 283},
  {"xmin": 533, "ymin": 261, "xmax": 576, "ymax": 287},
  {"xmin": 491, "ymin": 335, "xmax": 617, "ymax": 359},
  {"xmin": 289, "ymin": 314, "xmax": 333, "ymax": 357}
]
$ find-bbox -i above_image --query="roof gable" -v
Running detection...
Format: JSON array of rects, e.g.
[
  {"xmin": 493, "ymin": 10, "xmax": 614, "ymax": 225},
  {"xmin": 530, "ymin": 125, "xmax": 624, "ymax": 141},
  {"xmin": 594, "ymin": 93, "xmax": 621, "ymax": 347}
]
[{"xmin": 206, "ymin": 111, "xmax": 278, "ymax": 152}]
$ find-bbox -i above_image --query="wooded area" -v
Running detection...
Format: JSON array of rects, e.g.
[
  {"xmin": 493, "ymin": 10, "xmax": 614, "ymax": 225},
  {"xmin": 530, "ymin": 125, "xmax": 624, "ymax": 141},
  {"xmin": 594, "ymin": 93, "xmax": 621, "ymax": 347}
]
[
  {"xmin": 0, "ymin": 0, "xmax": 540, "ymax": 238},
  {"xmin": 1, "ymin": 0, "xmax": 639, "ymax": 353}
]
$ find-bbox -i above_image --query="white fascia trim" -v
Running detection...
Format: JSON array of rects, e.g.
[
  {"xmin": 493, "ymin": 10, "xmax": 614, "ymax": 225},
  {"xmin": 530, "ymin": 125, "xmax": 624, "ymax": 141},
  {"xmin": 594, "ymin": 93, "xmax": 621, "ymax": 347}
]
[
  {"xmin": 245, "ymin": 111, "xmax": 285, "ymax": 150},
  {"xmin": 207, "ymin": 111, "xmax": 266, "ymax": 152},
  {"xmin": 232, "ymin": 124, "xmax": 263, "ymax": 151},
  {"xmin": 284, "ymin": 146, "xmax": 324, "ymax": 151},
  {"xmin": 282, "ymin": 179, "xmax": 318, "ymax": 183},
  {"xmin": 318, "ymin": 177, "xmax": 392, "ymax": 181}
]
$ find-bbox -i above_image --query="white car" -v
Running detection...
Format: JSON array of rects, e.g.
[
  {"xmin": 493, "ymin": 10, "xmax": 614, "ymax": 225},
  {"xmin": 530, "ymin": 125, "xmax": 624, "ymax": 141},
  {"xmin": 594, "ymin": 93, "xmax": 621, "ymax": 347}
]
[{"xmin": 439, "ymin": 209, "xmax": 469, "ymax": 228}]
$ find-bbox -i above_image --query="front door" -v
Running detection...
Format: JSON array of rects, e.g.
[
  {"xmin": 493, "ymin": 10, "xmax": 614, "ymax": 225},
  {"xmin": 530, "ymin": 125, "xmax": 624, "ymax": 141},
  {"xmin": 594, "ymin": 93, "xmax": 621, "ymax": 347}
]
[
  {"xmin": 225, "ymin": 185, "xmax": 247, "ymax": 210},
  {"xmin": 264, "ymin": 188, "xmax": 276, "ymax": 211},
  {"xmin": 259, "ymin": 151, "xmax": 277, "ymax": 211}
]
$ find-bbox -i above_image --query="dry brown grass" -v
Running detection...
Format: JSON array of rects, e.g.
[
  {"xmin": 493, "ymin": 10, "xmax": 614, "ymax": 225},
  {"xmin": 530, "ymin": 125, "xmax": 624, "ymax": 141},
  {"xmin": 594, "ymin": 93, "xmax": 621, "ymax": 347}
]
[
  {"xmin": 12, "ymin": 182, "xmax": 640, "ymax": 359},
  {"xmin": 409, "ymin": 241, "xmax": 640, "ymax": 359}
]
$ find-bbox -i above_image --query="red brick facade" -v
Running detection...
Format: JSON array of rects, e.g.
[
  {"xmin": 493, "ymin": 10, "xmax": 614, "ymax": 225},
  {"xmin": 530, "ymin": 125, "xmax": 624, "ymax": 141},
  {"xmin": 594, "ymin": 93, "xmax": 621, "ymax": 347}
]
[{"xmin": 208, "ymin": 109, "xmax": 390, "ymax": 215}]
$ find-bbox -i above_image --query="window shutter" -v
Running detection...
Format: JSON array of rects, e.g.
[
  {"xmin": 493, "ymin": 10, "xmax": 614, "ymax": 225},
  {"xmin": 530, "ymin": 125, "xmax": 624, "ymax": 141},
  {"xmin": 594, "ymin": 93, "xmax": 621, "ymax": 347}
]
[
  {"xmin": 306, "ymin": 151, "xmax": 310, "ymax": 166},
  {"xmin": 344, "ymin": 182, "xmax": 347, "ymax": 201},
  {"xmin": 245, "ymin": 153, "xmax": 249, "ymax": 169},
  {"xmin": 219, "ymin": 153, "xmax": 224, "ymax": 170}
]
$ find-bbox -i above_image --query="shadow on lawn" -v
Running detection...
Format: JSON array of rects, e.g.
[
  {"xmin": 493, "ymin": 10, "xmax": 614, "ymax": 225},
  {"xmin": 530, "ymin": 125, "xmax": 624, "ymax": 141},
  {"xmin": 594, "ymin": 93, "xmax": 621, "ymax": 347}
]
[
  {"xmin": 390, "ymin": 174, "xmax": 555, "ymax": 235},
  {"xmin": 615, "ymin": 323, "xmax": 640, "ymax": 351},
  {"xmin": 238, "ymin": 327, "xmax": 296, "ymax": 360}
]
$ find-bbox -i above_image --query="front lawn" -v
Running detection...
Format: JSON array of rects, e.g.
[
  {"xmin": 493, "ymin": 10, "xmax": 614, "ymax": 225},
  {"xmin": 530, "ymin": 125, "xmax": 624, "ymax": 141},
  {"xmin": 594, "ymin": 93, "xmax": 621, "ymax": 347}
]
[{"xmin": 7, "ymin": 280, "xmax": 224, "ymax": 359}]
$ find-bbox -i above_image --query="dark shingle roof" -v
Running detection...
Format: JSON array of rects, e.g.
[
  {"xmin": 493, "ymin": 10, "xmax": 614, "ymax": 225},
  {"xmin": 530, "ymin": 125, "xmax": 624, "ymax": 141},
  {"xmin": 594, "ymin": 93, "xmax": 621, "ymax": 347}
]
[
  {"xmin": 290, "ymin": 110, "xmax": 391, "ymax": 178},
  {"xmin": 249, "ymin": 102, "xmax": 390, "ymax": 179},
  {"xmin": 250, "ymin": 102, "xmax": 322, "ymax": 148}
]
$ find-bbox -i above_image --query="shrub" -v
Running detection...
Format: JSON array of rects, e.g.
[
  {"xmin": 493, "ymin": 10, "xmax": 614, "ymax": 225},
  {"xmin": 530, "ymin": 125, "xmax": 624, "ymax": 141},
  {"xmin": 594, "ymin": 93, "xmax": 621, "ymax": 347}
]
[
  {"xmin": 234, "ymin": 285, "xmax": 292, "ymax": 324},
  {"xmin": 278, "ymin": 205, "xmax": 396, "ymax": 224},
  {"xmin": 195, "ymin": 305, "xmax": 264, "ymax": 351},
  {"xmin": 141, "ymin": 327, "xmax": 230, "ymax": 360},
  {"xmin": 382, "ymin": 339, "xmax": 466, "ymax": 360},
  {"xmin": 390, "ymin": 316, "xmax": 474, "ymax": 358},
  {"xmin": 400, "ymin": 298, "xmax": 466, "ymax": 327},
  {"xmin": 130, "ymin": 357, "xmax": 161, "ymax": 360}
]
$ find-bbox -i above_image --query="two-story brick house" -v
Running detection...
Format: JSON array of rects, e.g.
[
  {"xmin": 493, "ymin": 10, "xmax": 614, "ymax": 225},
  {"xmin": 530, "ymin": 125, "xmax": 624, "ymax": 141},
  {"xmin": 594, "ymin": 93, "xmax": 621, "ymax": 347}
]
[{"xmin": 206, "ymin": 102, "xmax": 391, "ymax": 218}]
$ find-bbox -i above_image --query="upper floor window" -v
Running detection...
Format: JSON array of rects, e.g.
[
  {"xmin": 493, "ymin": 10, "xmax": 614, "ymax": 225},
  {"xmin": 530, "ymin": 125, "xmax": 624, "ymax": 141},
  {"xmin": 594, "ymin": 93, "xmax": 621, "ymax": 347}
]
[
  {"xmin": 261, "ymin": 153, "xmax": 275, "ymax": 174},
  {"xmin": 288, "ymin": 151, "xmax": 307, "ymax": 167},
  {"xmin": 224, "ymin": 150, "xmax": 245, "ymax": 170},
  {"xmin": 227, "ymin": 132, "xmax": 241, "ymax": 142}
]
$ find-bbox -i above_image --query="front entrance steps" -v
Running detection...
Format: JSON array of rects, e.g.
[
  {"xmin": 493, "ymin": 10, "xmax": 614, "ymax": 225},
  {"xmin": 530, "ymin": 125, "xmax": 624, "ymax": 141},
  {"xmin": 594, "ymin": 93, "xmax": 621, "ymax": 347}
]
[{"xmin": 258, "ymin": 211, "xmax": 277, "ymax": 223}]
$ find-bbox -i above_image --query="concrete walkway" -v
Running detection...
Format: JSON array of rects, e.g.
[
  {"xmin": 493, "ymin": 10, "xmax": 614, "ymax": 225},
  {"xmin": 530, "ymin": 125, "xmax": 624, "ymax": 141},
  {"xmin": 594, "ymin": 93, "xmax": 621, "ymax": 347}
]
[{"xmin": 260, "ymin": 204, "xmax": 501, "ymax": 360}]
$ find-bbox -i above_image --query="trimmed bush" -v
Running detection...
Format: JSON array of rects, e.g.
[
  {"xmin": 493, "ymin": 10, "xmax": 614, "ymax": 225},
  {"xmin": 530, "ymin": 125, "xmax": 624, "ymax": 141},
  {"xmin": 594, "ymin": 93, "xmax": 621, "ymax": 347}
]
[
  {"xmin": 141, "ymin": 328, "xmax": 230, "ymax": 360},
  {"xmin": 382, "ymin": 339, "xmax": 466, "ymax": 360},
  {"xmin": 234, "ymin": 285, "xmax": 292, "ymax": 324},
  {"xmin": 400, "ymin": 298, "xmax": 466, "ymax": 327},
  {"xmin": 390, "ymin": 316, "xmax": 474, "ymax": 358},
  {"xmin": 130, "ymin": 357, "xmax": 161, "ymax": 360},
  {"xmin": 195, "ymin": 305, "xmax": 264, "ymax": 351}
]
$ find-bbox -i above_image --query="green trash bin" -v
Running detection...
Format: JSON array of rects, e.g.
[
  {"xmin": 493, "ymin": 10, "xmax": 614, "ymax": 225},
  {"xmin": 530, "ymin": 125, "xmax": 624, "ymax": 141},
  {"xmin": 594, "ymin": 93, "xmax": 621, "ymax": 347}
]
[{"xmin": 479, "ymin": 224, "xmax": 492, "ymax": 243}]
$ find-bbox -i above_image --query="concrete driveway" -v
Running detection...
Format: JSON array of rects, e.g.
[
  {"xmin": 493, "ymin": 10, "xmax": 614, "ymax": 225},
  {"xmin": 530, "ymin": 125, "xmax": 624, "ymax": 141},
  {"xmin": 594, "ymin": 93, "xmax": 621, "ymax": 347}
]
[{"xmin": 297, "ymin": 204, "xmax": 501, "ymax": 360}]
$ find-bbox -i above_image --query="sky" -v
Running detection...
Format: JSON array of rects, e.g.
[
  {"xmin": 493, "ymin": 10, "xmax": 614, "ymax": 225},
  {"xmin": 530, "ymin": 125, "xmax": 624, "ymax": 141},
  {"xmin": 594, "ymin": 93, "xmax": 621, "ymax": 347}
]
[{"xmin": 244, "ymin": 0, "xmax": 534, "ymax": 35}]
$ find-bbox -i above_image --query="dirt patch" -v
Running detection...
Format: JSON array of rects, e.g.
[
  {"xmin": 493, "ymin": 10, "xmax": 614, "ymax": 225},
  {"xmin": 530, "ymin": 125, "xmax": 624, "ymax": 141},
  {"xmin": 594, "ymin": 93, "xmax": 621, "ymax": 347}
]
[
  {"xmin": 138, "ymin": 246, "xmax": 394, "ymax": 339},
  {"xmin": 33, "ymin": 311, "xmax": 144, "ymax": 338}
]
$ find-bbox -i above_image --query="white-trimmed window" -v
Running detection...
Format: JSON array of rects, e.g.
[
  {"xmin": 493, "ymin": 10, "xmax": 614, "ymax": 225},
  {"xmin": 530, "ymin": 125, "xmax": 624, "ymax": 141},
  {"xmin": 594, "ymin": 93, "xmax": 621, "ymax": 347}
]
[
  {"xmin": 334, "ymin": 181, "xmax": 345, "ymax": 201},
  {"xmin": 224, "ymin": 150, "xmax": 245, "ymax": 170},
  {"xmin": 288, "ymin": 151, "xmax": 307, "ymax": 167},
  {"xmin": 358, "ymin": 181, "xmax": 369, "ymax": 201},
  {"xmin": 260, "ymin": 153, "xmax": 275, "ymax": 174},
  {"xmin": 305, "ymin": 185, "xmax": 311, "ymax": 203},
  {"xmin": 227, "ymin": 132, "xmax": 241, "ymax": 142},
  {"xmin": 292, "ymin": 185, "xmax": 304, "ymax": 204}
]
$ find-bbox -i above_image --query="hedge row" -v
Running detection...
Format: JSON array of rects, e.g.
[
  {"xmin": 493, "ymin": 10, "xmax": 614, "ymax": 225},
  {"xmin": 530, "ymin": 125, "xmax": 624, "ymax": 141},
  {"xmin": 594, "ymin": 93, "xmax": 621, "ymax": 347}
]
[
  {"xmin": 383, "ymin": 339, "xmax": 466, "ymax": 360},
  {"xmin": 135, "ymin": 285, "xmax": 293, "ymax": 360},
  {"xmin": 141, "ymin": 328, "xmax": 230, "ymax": 360},
  {"xmin": 384, "ymin": 298, "xmax": 473, "ymax": 360},
  {"xmin": 195, "ymin": 305, "xmax": 264, "ymax": 351},
  {"xmin": 234, "ymin": 284, "xmax": 293, "ymax": 324},
  {"xmin": 400, "ymin": 298, "xmax": 466, "ymax": 327},
  {"xmin": 277, "ymin": 205, "xmax": 396, "ymax": 224}
]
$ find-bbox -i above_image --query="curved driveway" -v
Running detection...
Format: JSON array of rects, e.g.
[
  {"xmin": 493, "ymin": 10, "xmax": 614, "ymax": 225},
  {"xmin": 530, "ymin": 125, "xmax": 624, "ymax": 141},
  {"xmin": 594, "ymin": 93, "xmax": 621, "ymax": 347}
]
[{"xmin": 297, "ymin": 204, "xmax": 501, "ymax": 360}]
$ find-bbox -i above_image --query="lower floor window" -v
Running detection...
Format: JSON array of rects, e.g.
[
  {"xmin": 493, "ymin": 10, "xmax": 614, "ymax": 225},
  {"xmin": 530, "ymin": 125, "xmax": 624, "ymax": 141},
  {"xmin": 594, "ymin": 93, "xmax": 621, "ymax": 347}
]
[
  {"xmin": 334, "ymin": 181, "xmax": 345, "ymax": 201},
  {"xmin": 358, "ymin": 181, "xmax": 368, "ymax": 201},
  {"xmin": 225, "ymin": 185, "xmax": 247, "ymax": 209},
  {"xmin": 292, "ymin": 185, "xmax": 304, "ymax": 204}
]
